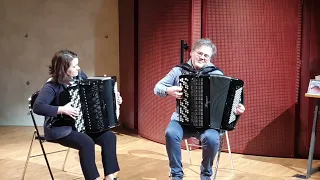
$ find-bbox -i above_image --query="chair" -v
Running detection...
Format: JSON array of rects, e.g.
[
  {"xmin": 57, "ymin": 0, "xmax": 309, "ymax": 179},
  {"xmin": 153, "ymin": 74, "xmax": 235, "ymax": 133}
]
[
  {"xmin": 184, "ymin": 130, "xmax": 234, "ymax": 180},
  {"xmin": 21, "ymin": 91, "xmax": 71, "ymax": 180}
]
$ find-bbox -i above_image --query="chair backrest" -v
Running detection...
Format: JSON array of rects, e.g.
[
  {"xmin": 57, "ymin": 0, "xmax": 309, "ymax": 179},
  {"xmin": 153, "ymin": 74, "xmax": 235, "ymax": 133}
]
[
  {"xmin": 28, "ymin": 90, "xmax": 45, "ymax": 136},
  {"xmin": 28, "ymin": 91, "xmax": 40, "ymax": 111}
]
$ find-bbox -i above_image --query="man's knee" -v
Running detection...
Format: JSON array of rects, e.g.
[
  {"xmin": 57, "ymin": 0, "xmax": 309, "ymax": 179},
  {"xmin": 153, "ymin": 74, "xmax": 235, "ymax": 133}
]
[
  {"xmin": 165, "ymin": 128, "xmax": 182, "ymax": 142},
  {"xmin": 202, "ymin": 130, "xmax": 220, "ymax": 148}
]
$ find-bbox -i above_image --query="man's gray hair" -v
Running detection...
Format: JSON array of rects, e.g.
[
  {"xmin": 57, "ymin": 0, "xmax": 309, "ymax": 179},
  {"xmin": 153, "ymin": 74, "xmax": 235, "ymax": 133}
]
[{"xmin": 192, "ymin": 38, "xmax": 217, "ymax": 59}]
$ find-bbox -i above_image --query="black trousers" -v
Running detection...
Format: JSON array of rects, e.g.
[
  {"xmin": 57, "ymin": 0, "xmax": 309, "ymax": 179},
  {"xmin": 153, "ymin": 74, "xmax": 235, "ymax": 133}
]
[{"xmin": 52, "ymin": 130, "xmax": 120, "ymax": 180}]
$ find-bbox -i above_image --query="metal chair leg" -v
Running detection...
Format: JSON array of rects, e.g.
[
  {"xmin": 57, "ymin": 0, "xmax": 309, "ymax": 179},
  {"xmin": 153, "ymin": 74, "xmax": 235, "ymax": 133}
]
[
  {"xmin": 21, "ymin": 131, "xmax": 36, "ymax": 180},
  {"xmin": 184, "ymin": 139, "xmax": 192, "ymax": 164},
  {"xmin": 37, "ymin": 133, "xmax": 54, "ymax": 180},
  {"xmin": 225, "ymin": 131, "xmax": 234, "ymax": 170},
  {"xmin": 30, "ymin": 112, "xmax": 54, "ymax": 180},
  {"xmin": 213, "ymin": 134, "xmax": 224, "ymax": 180},
  {"xmin": 62, "ymin": 148, "xmax": 71, "ymax": 171}
]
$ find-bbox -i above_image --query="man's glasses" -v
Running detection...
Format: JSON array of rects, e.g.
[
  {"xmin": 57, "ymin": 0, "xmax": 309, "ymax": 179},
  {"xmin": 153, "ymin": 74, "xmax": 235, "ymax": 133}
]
[{"xmin": 196, "ymin": 51, "xmax": 211, "ymax": 60}]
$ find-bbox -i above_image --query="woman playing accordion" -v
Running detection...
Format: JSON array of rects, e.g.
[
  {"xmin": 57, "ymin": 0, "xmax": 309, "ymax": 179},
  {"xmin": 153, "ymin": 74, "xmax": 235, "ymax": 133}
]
[{"xmin": 33, "ymin": 50, "xmax": 121, "ymax": 180}]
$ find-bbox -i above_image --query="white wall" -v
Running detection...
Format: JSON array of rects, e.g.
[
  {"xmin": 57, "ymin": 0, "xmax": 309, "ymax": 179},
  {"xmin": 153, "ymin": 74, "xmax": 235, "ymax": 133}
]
[{"xmin": 0, "ymin": 0, "xmax": 119, "ymax": 126}]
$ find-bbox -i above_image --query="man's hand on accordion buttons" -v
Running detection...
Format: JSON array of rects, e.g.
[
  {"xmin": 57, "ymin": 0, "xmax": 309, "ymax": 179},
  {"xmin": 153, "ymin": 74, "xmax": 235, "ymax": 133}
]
[
  {"xmin": 235, "ymin": 104, "xmax": 245, "ymax": 115},
  {"xmin": 166, "ymin": 86, "xmax": 183, "ymax": 99},
  {"xmin": 116, "ymin": 92, "xmax": 123, "ymax": 104},
  {"xmin": 62, "ymin": 102, "xmax": 79, "ymax": 119}
]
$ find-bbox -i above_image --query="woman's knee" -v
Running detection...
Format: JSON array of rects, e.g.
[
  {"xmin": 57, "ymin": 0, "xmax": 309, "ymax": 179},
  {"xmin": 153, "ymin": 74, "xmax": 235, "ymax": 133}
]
[
  {"xmin": 98, "ymin": 131, "xmax": 117, "ymax": 146},
  {"xmin": 55, "ymin": 132, "xmax": 95, "ymax": 151},
  {"xmin": 104, "ymin": 131, "xmax": 116, "ymax": 140},
  {"xmin": 79, "ymin": 136, "xmax": 95, "ymax": 151}
]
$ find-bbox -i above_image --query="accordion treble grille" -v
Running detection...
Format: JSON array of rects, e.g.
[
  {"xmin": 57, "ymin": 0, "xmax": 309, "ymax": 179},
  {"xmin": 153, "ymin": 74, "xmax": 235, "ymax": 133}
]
[
  {"xmin": 179, "ymin": 77, "xmax": 205, "ymax": 127},
  {"xmin": 80, "ymin": 84, "xmax": 105, "ymax": 131},
  {"xmin": 228, "ymin": 87, "xmax": 243, "ymax": 124}
]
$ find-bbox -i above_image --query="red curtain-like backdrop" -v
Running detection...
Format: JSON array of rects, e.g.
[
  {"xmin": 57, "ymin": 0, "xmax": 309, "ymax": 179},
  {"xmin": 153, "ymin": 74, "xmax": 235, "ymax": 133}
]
[
  {"xmin": 202, "ymin": 0, "xmax": 301, "ymax": 157},
  {"xmin": 137, "ymin": 0, "xmax": 191, "ymax": 144},
  {"xmin": 119, "ymin": 0, "xmax": 320, "ymax": 159}
]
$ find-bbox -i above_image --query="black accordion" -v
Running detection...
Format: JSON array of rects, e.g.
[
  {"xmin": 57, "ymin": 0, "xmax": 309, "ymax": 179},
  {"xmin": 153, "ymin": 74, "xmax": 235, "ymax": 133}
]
[
  {"xmin": 178, "ymin": 74, "xmax": 244, "ymax": 131},
  {"xmin": 59, "ymin": 76, "xmax": 120, "ymax": 133}
]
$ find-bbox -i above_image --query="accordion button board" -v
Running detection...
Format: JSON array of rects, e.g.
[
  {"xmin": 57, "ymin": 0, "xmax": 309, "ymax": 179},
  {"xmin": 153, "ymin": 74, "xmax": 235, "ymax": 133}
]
[
  {"xmin": 58, "ymin": 76, "xmax": 121, "ymax": 134},
  {"xmin": 178, "ymin": 74, "xmax": 244, "ymax": 131}
]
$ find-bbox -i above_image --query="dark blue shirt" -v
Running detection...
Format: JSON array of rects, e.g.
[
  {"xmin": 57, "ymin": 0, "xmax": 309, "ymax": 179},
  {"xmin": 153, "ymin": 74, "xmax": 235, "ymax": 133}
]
[{"xmin": 33, "ymin": 72, "xmax": 88, "ymax": 140}]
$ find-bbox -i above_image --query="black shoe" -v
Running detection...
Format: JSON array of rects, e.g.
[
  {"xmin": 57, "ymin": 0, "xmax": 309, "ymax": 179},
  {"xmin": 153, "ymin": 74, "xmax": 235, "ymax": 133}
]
[
  {"xmin": 200, "ymin": 175, "xmax": 210, "ymax": 180},
  {"xmin": 171, "ymin": 177, "xmax": 183, "ymax": 180}
]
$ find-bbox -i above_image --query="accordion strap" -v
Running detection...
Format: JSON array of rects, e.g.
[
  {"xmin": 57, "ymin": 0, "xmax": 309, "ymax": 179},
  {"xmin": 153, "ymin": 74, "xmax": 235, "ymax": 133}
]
[
  {"xmin": 176, "ymin": 62, "xmax": 223, "ymax": 75},
  {"xmin": 176, "ymin": 63, "xmax": 196, "ymax": 74}
]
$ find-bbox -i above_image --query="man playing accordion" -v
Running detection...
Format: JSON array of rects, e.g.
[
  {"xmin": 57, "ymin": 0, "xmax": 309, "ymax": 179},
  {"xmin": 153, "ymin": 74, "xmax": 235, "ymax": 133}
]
[{"xmin": 154, "ymin": 38, "xmax": 245, "ymax": 180}]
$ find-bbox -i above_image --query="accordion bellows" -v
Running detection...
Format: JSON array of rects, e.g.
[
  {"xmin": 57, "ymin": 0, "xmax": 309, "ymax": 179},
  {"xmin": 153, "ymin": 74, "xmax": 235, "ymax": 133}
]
[
  {"xmin": 178, "ymin": 74, "xmax": 244, "ymax": 131},
  {"xmin": 59, "ymin": 76, "xmax": 120, "ymax": 133}
]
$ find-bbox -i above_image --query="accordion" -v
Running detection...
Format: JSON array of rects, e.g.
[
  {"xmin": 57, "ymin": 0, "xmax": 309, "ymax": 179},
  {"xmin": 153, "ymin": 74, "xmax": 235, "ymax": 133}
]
[
  {"xmin": 59, "ymin": 76, "xmax": 120, "ymax": 133},
  {"xmin": 178, "ymin": 74, "xmax": 244, "ymax": 131}
]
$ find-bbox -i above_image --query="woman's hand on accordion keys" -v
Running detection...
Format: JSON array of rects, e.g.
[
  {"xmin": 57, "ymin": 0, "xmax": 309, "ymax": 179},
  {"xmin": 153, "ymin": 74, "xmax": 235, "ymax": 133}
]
[
  {"xmin": 58, "ymin": 102, "xmax": 80, "ymax": 120},
  {"xmin": 235, "ymin": 104, "xmax": 245, "ymax": 115},
  {"xmin": 166, "ymin": 86, "xmax": 183, "ymax": 99}
]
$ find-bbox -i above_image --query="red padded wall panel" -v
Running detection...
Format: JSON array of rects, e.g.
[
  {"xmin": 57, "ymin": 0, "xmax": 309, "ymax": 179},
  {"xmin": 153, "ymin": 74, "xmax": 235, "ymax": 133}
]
[
  {"xmin": 185, "ymin": 0, "xmax": 203, "ymax": 149},
  {"xmin": 119, "ymin": 0, "xmax": 137, "ymax": 131},
  {"xmin": 203, "ymin": 0, "xmax": 302, "ymax": 157},
  {"xmin": 190, "ymin": 0, "xmax": 202, "ymax": 46},
  {"xmin": 138, "ymin": 0, "xmax": 190, "ymax": 144}
]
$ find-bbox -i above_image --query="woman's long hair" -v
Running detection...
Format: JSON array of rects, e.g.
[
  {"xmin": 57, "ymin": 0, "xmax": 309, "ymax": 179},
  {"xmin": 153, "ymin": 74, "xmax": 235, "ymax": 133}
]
[{"xmin": 48, "ymin": 50, "xmax": 78, "ymax": 84}]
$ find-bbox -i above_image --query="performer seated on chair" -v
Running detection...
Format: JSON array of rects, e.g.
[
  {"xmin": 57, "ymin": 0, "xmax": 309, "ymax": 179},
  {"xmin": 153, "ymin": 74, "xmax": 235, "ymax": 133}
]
[
  {"xmin": 33, "ymin": 50, "xmax": 121, "ymax": 180},
  {"xmin": 154, "ymin": 38, "xmax": 245, "ymax": 180}
]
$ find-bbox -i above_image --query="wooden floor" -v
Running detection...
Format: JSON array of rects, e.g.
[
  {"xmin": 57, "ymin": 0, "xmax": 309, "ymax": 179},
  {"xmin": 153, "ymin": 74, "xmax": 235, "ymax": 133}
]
[{"xmin": 0, "ymin": 126, "xmax": 320, "ymax": 180}]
